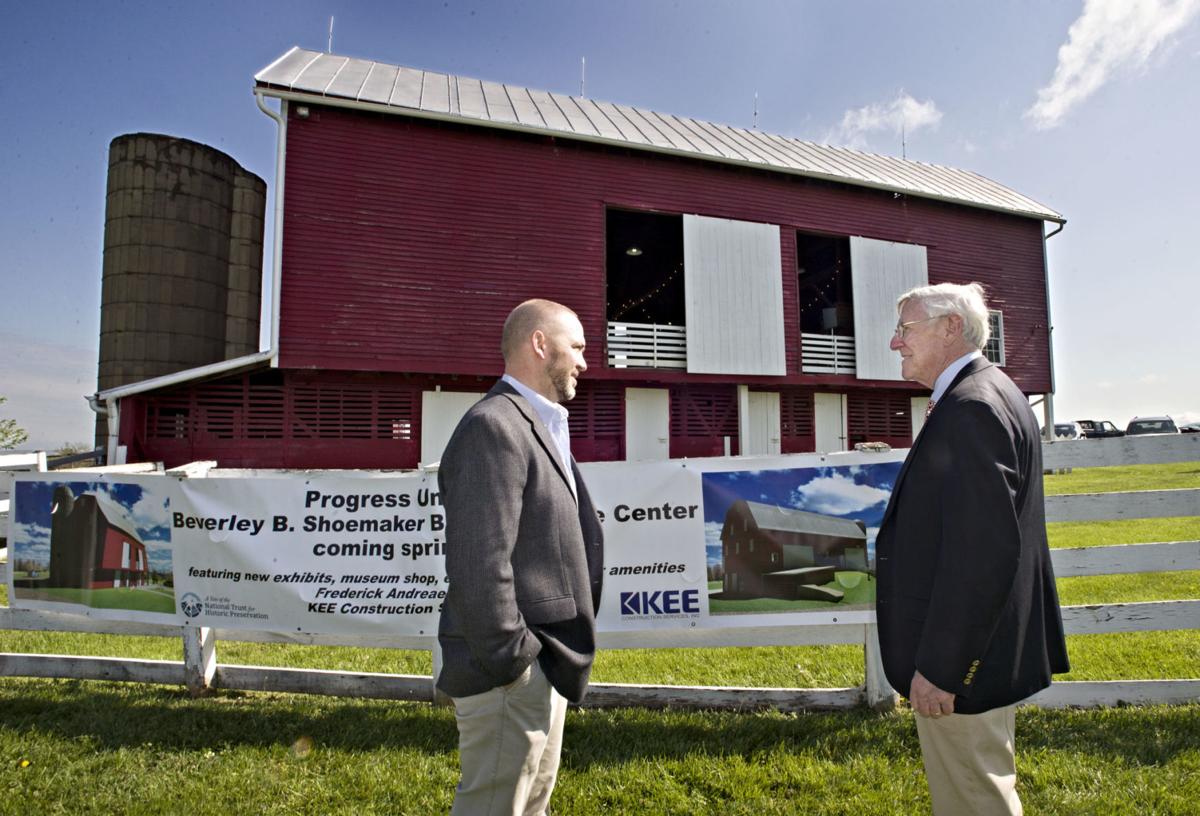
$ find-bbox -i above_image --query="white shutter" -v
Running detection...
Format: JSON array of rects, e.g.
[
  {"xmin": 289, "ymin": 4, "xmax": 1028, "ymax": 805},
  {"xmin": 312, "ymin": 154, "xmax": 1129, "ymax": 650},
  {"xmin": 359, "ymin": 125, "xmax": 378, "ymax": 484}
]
[
  {"xmin": 683, "ymin": 215, "xmax": 786, "ymax": 375},
  {"xmin": 850, "ymin": 236, "xmax": 929, "ymax": 381}
]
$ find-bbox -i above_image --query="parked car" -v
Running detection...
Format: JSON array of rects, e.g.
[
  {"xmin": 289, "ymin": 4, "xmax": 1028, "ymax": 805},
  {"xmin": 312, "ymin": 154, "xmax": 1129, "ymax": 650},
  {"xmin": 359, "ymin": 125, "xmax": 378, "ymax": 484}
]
[
  {"xmin": 1076, "ymin": 419, "xmax": 1125, "ymax": 439},
  {"xmin": 1179, "ymin": 422, "xmax": 1200, "ymax": 434},
  {"xmin": 1125, "ymin": 416, "xmax": 1179, "ymax": 436},
  {"xmin": 1043, "ymin": 421, "xmax": 1084, "ymax": 440}
]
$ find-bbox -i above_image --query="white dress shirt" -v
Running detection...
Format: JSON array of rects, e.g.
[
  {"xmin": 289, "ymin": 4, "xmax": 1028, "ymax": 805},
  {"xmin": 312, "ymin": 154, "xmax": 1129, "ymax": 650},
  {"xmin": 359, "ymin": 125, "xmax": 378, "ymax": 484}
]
[{"xmin": 931, "ymin": 349, "xmax": 984, "ymax": 405}]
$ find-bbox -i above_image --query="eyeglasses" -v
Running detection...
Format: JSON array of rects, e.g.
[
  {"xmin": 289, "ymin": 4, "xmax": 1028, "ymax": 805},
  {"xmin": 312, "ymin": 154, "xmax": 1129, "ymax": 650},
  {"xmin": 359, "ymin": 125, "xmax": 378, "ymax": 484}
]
[{"xmin": 893, "ymin": 316, "xmax": 942, "ymax": 339}]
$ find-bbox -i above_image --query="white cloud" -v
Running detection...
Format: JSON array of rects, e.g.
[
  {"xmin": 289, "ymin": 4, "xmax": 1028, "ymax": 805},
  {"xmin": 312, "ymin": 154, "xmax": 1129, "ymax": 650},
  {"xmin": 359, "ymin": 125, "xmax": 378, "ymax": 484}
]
[
  {"xmin": 127, "ymin": 487, "xmax": 171, "ymax": 534},
  {"xmin": 1026, "ymin": 0, "xmax": 1200, "ymax": 129},
  {"xmin": 704, "ymin": 520, "xmax": 724, "ymax": 551},
  {"xmin": 827, "ymin": 91, "xmax": 943, "ymax": 150},
  {"xmin": 790, "ymin": 473, "xmax": 891, "ymax": 516},
  {"xmin": 8, "ymin": 521, "xmax": 51, "ymax": 563}
]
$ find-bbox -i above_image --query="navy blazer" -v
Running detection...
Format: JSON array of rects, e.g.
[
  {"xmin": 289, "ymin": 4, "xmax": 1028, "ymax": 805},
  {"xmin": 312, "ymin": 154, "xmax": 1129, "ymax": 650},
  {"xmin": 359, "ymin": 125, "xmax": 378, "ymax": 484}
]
[
  {"xmin": 875, "ymin": 357, "xmax": 1069, "ymax": 714},
  {"xmin": 436, "ymin": 380, "xmax": 605, "ymax": 703}
]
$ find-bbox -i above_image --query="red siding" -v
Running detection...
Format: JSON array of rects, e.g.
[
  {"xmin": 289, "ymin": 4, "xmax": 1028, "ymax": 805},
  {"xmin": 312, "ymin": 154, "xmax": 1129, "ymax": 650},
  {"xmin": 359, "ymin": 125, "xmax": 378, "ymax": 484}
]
[
  {"xmin": 848, "ymin": 390, "xmax": 913, "ymax": 449},
  {"xmin": 127, "ymin": 370, "xmax": 423, "ymax": 469},
  {"xmin": 778, "ymin": 387, "xmax": 816, "ymax": 454},
  {"xmin": 670, "ymin": 384, "xmax": 740, "ymax": 458},
  {"xmin": 279, "ymin": 106, "xmax": 1052, "ymax": 393}
]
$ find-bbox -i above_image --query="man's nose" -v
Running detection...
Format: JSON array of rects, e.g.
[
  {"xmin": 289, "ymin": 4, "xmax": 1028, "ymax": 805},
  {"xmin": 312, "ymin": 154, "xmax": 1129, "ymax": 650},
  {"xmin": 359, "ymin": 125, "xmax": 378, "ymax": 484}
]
[
  {"xmin": 889, "ymin": 333, "xmax": 904, "ymax": 351},
  {"xmin": 577, "ymin": 354, "xmax": 587, "ymax": 372}
]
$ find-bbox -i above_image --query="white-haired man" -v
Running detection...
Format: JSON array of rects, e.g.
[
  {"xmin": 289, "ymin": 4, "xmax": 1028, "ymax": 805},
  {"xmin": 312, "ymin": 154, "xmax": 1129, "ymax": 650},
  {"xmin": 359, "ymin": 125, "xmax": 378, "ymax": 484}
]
[{"xmin": 875, "ymin": 282, "xmax": 1069, "ymax": 815}]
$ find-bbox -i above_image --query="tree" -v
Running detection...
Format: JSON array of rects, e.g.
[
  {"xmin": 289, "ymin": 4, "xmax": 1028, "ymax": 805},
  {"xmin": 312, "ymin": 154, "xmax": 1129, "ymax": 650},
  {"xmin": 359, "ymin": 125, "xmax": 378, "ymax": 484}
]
[{"xmin": 0, "ymin": 396, "xmax": 28, "ymax": 449}]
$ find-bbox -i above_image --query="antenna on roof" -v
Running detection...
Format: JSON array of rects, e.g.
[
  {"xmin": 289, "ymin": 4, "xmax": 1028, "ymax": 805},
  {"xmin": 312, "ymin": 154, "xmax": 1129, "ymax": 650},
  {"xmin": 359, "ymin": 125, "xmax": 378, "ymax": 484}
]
[
  {"xmin": 901, "ymin": 117, "xmax": 907, "ymax": 160},
  {"xmin": 328, "ymin": 16, "xmax": 334, "ymax": 53},
  {"xmin": 753, "ymin": 92, "xmax": 758, "ymax": 129},
  {"xmin": 580, "ymin": 57, "xmax": 586, "ymax": 98}
]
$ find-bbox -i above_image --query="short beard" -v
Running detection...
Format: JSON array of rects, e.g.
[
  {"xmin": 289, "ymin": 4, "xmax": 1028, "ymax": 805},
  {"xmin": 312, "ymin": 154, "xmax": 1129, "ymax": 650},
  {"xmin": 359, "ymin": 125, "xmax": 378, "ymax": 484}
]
[
  {"xmin": 548, "ymin": 351, "xmax": 576, "ymax": 403},
  {"xmin": 551, "ymin": 370, "xmax": 576, "ymax": 403}
]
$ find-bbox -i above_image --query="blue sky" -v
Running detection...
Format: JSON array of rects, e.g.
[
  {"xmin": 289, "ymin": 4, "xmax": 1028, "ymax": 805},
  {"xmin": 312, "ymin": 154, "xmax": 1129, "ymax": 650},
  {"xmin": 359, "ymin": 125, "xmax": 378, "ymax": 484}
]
[{"xmin": 2, "ymin": 0, "xmax": 1198, "ymax": 448}]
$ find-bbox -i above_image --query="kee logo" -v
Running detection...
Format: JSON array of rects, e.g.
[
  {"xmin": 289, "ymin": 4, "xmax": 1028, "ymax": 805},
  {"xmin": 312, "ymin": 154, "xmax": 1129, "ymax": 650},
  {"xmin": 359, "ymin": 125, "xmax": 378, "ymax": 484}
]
[{"xmin": 619, "ymin": 588, "xmax": 700, "ymax": 616}]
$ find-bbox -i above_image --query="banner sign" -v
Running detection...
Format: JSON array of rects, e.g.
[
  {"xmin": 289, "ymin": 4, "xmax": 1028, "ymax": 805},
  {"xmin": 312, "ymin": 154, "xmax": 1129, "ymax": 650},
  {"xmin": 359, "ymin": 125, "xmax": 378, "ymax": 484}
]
[{"xmin": 5, "ymin": 450, "xmax": 904, "ymax": 636}]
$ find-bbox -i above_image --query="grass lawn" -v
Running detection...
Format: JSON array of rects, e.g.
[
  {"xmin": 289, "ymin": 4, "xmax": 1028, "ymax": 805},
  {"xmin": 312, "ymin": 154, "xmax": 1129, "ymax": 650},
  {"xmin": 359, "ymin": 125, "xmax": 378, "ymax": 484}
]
[
  {"xmin": 0, "ymin": 678, "xmax": 1196, "ymax": 815},
  {"xmin": 0, "ymin": 460, "xmax": 1197, "ymax": 813},
  {"xmin": 1043, "ymin": 460, "xmax": 1200, "ymax": 495}
]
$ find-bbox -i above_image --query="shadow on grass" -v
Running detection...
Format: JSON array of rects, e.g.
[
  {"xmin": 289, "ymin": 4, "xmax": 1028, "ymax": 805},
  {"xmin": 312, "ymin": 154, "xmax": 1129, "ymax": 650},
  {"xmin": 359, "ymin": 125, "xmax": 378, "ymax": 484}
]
[{"xmin": 2, "ymin": 679, "xmax": 1197, "ymax": 771}]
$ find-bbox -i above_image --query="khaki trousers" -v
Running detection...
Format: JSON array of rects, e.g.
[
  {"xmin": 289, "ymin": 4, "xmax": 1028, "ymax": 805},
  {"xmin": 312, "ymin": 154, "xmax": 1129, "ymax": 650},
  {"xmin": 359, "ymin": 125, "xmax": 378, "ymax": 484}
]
[
  {"xmin": 450, "ymin": 660, "xmax": 568, "ymax": 816},
  {"xmin": 914, "ymin": 704, "xmax": 1022, "ymax": 816}
]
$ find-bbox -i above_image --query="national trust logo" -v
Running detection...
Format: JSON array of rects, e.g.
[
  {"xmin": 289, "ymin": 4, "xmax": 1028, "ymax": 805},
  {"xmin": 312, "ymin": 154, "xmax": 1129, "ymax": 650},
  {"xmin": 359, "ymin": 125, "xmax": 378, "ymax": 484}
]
[{"xmin": 180, "ymin": 592, "xmax": 203, "ymax": 618}]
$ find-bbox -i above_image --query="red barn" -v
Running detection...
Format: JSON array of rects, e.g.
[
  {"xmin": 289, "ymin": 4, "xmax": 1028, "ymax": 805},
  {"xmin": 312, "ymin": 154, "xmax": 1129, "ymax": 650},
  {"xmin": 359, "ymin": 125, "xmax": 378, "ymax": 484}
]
[
  {"xmin": 98, "ymin": 47, "xmax": 1064, "ymax": 469},
  {"xmin": 49, "ymin": 486, "xmax": 150, "ymax": 590}
]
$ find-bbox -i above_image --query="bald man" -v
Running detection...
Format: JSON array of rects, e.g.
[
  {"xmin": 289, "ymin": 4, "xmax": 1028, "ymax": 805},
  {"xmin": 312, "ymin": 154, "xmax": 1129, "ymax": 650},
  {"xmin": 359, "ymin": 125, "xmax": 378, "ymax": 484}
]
[{"xmin": 436, "ymin": 299, "xmax": 605, "ymax": 816}]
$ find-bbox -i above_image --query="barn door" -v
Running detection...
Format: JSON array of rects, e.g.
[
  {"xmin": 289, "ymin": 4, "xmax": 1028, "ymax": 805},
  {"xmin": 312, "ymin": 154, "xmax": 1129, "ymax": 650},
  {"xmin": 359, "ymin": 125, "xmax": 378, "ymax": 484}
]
[
  {"xmin": 741, "ymin": 389, "xmax": 781, "ymax": 456},
  {"xmin": 814, "ymin": 392, "xmax": 848, "ymax": 453},
  {"xmin": 625, "ymin": 387, "xmax": 670, "ymax": 460},
  {"xmin": 420, "ymin": 390, "xmax": 485, "ymax": 465}
]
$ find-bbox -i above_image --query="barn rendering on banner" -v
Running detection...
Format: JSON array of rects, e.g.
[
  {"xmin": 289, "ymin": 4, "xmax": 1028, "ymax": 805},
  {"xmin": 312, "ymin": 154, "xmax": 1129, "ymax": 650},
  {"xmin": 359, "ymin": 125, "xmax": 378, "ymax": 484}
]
[
  {"xmin": 97, "ymin": 46, "xmax": 1064, "ymax": 469},
  {"xmin": 48, "ymin": 486, "xmax": 150, "ymax": 590}
]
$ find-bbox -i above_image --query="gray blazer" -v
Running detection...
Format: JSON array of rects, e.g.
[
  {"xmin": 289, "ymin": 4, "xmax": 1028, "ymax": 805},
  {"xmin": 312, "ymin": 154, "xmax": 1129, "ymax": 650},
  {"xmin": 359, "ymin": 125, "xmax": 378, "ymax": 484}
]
[{"xmin": 436, "ymin": 380, "xmax": 605, "ymax": 703}]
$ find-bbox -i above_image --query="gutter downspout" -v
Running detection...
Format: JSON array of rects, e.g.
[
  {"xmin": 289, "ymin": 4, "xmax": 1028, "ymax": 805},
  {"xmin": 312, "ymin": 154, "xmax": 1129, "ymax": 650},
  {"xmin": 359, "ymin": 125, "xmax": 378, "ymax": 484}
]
[
  {"xmin": 86, "ymin": 92, "xmax": 289, "ymax": 464},
  {"xmin": 255, "ymin": 89, "xmax": 288, "ymax": 364},
  {"xmin": 1041, "ymin": 220, "xmax": 1066, "ymax": 441},
  {"xmin": 85, "ymin": 395, "xmax": 122, "ymax": 464}
]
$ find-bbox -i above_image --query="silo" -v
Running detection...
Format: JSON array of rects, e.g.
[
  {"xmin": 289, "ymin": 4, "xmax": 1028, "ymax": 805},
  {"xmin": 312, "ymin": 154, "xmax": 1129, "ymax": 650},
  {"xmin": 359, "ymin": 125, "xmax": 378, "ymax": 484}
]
[{"xmin": 96, "ymin": 134, "xmax": 266, "ymax": 442}]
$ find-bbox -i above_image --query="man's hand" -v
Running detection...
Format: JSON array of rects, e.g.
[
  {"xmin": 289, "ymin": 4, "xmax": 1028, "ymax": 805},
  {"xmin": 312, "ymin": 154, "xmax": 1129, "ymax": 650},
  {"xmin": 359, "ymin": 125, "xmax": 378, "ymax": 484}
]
[{"xmin": 910, "ymin": 670, "xmax": 955, "ymax": 718}]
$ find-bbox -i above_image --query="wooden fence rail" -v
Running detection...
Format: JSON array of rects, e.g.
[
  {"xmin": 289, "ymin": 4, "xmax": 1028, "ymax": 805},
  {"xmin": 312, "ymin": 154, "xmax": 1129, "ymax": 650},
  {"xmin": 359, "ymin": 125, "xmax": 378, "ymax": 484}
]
[{"xmin": 3, "ymin": 435, "xmax": 1198, "ymax": 711}]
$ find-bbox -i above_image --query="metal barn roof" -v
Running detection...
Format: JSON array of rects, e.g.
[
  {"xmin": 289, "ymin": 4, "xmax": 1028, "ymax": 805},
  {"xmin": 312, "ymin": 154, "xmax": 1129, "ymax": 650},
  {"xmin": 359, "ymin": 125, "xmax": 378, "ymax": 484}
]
[
  {"xmin": 255, "ymin": 47, "xmax": 1063, "ymax": 224},
  {"xmin": 739, "ymin": 501, "xmax": 867, "ymax": 539}
]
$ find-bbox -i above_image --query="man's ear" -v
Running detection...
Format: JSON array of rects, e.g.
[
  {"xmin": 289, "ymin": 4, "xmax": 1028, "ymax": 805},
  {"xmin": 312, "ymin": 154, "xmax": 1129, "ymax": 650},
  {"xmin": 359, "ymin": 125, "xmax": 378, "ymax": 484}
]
[
  {"xmin": 943, "ymin": 313, "xmax": 964, "ymax": 340},
  {"xmin": 530, "ymin": 329, "xmax": 548, "ymax": 359}
]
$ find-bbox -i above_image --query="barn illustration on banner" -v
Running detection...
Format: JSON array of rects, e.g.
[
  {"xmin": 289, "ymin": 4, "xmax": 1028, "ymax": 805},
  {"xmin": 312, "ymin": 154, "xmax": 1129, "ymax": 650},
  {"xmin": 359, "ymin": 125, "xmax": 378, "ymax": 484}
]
[
  {"xmin": 48, "ymin": 486, "xmax": 150, "ymax": 590},
  {"xmin": 720, "ymin": 499, "xmax": 868, "ymax": 602}
]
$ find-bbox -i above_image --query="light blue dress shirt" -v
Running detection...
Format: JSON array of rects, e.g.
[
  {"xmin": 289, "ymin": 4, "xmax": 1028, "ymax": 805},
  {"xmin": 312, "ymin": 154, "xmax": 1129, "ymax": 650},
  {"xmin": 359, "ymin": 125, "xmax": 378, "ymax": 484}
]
[{"xmin": 502, "ymin": 374, "xmax": 576, "ymax": 498}]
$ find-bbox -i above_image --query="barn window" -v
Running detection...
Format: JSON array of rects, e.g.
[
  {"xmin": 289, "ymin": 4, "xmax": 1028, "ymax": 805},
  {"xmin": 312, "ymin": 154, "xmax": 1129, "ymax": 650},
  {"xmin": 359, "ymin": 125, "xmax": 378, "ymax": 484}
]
[
  {"xmin": 606, "ymin": 208, "xmax": 786, "ymax": 374},
  {"xmin": 985, "ymin": 311, "xmax": 1006, "ymax": 366},
  {"xmin": 798, "ymin": 233, "xmax": 853, "ymax": 336},
  {"xmin": 798, "ymin": 232, "xmax": 929, "ymax": 379},
  {"xmin": 606, "ymin": 209, "xmax": 685, "ymax": 326}
]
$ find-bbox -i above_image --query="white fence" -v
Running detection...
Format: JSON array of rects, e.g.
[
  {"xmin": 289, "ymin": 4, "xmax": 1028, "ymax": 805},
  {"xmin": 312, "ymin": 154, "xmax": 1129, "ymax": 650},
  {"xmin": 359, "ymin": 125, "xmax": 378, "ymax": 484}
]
[
  {"xmin": 800, "ymin": 332, "xmax": 856, "ymax": 374},
  {"xmin": 607, "ymin": 321, "xmax": 688, "ymax": 369},
  {"xmin": 2, "ymin": 435, "xmax": 1198, "ymax": 711}
]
